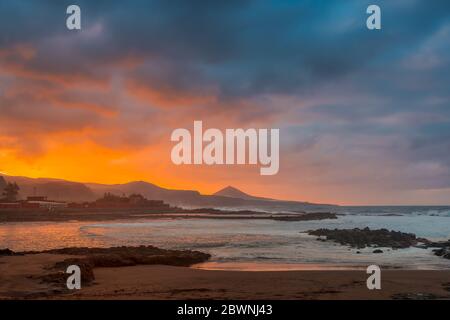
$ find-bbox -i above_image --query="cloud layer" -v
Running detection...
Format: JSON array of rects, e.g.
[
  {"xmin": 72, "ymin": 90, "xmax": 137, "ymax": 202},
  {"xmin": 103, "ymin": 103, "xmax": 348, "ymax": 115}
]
[{"xmin": 1, "ymin": 0, "xmax": 450, "ymax": 204}]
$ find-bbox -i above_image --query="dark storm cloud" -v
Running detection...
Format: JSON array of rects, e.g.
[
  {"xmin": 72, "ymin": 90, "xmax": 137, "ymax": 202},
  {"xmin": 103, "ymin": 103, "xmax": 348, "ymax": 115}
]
[
  {"xmin": 1, "ymin": 0, "xmax": 449, "ymax": 98},
  {"xmin": 1, "ymin": 0, "xmax": 450, "ymax": 193}
]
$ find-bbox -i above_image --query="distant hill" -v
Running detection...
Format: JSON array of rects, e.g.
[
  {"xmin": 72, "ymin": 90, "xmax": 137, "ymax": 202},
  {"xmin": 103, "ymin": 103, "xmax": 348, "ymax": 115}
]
[
  {"xmin": 0, "ymin": 174, "xmax": 337, "ymax": 212},
  {"xmin": 85, "ymin": 181, "xmax": 337, "ymax": 212},
  {"xmin": 86, "ymin": 181, "xmax": 201, "ymax": 204},
  {"xmin": 214, "ymin": 186, "xmax": 272, "ymax": 201},
  {"xmin": 0, "ymin": 175, "xmax": 96, "ymax": 202}
]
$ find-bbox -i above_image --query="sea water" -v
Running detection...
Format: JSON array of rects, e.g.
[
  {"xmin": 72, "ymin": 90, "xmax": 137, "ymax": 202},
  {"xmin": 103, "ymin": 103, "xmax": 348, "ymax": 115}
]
[{"xmin": 0, "ymin": 206, "xmax": 449, "ymax": 270}]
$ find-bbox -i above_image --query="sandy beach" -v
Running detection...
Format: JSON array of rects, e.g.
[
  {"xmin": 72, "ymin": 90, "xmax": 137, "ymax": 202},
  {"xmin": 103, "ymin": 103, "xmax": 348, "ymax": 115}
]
[{"xmin": 1, "ymin": 253, "xmax": 449, "ymax": 300}]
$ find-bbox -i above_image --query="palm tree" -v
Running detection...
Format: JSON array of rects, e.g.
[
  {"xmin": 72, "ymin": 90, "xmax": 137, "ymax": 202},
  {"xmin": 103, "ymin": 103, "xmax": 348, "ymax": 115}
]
[{"xmin": 2, "ymin": 182, "xmax": 20, "ymax": 201}]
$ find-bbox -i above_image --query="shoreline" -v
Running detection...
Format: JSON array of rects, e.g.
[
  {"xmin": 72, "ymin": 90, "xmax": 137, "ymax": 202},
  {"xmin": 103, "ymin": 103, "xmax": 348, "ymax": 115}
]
[
  {"xmin": 192, "ymin": 261, "xmax": 369, "ymax": 271},
  {"xmin": 0, "ymin": 244, "xmax": 449, "ymax": 300},
  {"xmin": 1, "ymin": 218, "xmax": 449, "ymax": 271},
  {"xmin": 1, "ymin": 215, "xmax": 448, "ymax": 299},
  {"xmin": 1, "ymin": 253, "xmax": 449, "ymax": 300},
  {"xmin": 0, "ymin": 208, "xmax": 337, "ymax": 223}
]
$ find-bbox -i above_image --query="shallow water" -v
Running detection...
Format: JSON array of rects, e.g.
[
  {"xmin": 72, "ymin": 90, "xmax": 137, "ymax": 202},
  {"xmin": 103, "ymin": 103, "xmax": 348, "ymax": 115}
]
[{"xmin": 0, "ymin": 207, "xmax": 449, "ymax": 270}]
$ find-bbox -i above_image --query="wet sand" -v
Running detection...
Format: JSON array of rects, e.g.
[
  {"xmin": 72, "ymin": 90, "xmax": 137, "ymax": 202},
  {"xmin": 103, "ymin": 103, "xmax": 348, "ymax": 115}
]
[{"xmin": 1, "ymin": 254, "xmax": 449, "ymax": 300}]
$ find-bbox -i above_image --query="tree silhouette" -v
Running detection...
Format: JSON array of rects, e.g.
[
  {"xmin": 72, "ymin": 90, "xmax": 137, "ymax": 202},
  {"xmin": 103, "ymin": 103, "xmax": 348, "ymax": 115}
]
[{"xmin": 2, "ymin": 182, "xmax": 20, "ymax": 201}]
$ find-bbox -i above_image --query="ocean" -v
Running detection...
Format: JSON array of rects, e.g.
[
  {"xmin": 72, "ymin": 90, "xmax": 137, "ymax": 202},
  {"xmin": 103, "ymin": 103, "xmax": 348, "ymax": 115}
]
[{"xmin": 1, "ymin": 206, "xmax": 449, "ymax": 270}]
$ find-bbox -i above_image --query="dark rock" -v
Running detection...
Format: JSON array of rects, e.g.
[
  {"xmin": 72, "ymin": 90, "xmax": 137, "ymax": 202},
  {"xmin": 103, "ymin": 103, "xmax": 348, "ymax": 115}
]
[
  {"xmin": 0, "ymin": 248, "xmax": 15, "ymax": 256},
  {"xmin": 443, "ymin": 283, "xmax": 450, "ymax": 292},
  {"xmin": 273, "ymin": 212, "xmax": 337, "ymax": 221},
  {"xmin": 391, "ymin": 292, "xmax": 443, "ymax": 300},
  {"xmin": 422, "ymin": 239, "xmax": 450, "ymax": 260},
  {"xmin": 433, "ymin": 247, "xmax": 450, "ymax": 259},
  {"xmin": 422, "ymin": 239, "xmax": 450, "ymax": 248},
  {"xmin": 307, "ymin": 228, "xmax": 419, "ymax": 249},
  {"xmin": 36, "ymin": 271, "xmax": 68, "ymax": 284},
  {"xmin": 0, "ymin": 248, "xmax": 23, "ymax": 256},
  {"xmin": 32, "ymin": 260, "xmax": 95, "ymax": 289},
  {"xmin": 373, "ymin": 249, "xmax": 383, "ymax": 254},
  {"xmin": 53, "ymin": 259, "xmax": 96, "ymax": 284},
  {"xmin": 26, "ymin": 245, "xmax": 211, "ymax": 290},
  {"xmin": 22, "ymin": 245, "xmax": 211, "ymax": 268}
]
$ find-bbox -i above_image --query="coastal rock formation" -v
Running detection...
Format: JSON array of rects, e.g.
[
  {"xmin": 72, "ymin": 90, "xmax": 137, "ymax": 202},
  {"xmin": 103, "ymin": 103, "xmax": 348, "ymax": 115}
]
[
  {"xmin": 19, "ymin": 245, "xmax": 211, "ymax": 288},
  {"xmin": 308, "ymin": 228, "xmax": 450, "ymax": 260},
  {"xmin": 391, "ymin": 293, "xmax": 445, "ymax": 300},
  {"xmin": 307, "ymin": 227, "xmax": 420, "ymax": 249},
  {"xmin": 416, "ymin": 239, "xmax": 450, "ymax": 260},
  {"xmin": 37, "ymin": 260, "xmax": 96, "ymax": 286},
  {"xmin": 434, "ymin": 248, "xmax": 450, "ymax": 259},
  {"xmin": 23, "ymin": 245, "xmax": 211, "ymax": 267},
  {"xmin": 0, "ymin": 248, "xmax": 24, "ymax": 256},
  {"xmin": 427, "ymin": 240, "xmax": 450, "ymax": 259},
  {"xmin": 0, "ymin": 248, "xmax": 15, "ymax": 256},
  {"xmin": 273, "ymin": 212, "xmax": 337, "ymax": 221}
]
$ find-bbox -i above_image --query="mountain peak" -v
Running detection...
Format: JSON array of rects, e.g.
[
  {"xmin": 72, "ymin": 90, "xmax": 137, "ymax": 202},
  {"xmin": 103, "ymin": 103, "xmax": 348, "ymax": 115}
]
[{"xmin": 213, "ymin": 186, "xmax": 257, "ymax": 200}]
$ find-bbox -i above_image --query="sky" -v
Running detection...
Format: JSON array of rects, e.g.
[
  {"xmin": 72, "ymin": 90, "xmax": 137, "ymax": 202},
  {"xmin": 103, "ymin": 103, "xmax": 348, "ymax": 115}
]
[{"xmin": 0, "ymin": 0, "xmax": 450, "ymax": 205}]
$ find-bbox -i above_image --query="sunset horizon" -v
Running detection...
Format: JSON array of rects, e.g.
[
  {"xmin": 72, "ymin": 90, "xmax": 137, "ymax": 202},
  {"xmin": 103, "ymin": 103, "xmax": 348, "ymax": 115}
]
[
  {"xmin": 2, "ymin": 170, "xmax": 450, "ymax": 206},
  {"xmin": 1, "ymin": 0, "xmax": 449, "ymax": 305},
  {"xmin": 1, "ymin": 1, "xmax": 450, "ymax": 206}
]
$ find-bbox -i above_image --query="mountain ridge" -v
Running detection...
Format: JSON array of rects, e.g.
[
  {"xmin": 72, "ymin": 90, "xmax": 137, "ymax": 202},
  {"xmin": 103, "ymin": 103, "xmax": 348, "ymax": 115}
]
[
  {"xmin": 213, "ymin": 186, "xmax": 272, "ymax": 201},
  {"xmin": 0, "ymin": 174, "xmax": 337, "ymax": 212}
]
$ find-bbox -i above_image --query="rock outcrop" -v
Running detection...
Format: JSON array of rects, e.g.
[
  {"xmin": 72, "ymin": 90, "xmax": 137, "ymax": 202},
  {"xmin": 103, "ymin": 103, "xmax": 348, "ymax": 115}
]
[
  {"xmin": 8, "ymin": 245, "xmax": 211, "ymax": 287},
  {"xmin": 273, "ymin": 212, "xmax": 337, "ymax": 221},
  {"xmin": 426, "ymin": 240, "xmax": 450, "ymax": 260},
  {"xmin": 23, "ymin": 245, "xmax": 211, "ymax": 268},
  {"xmin": 0, "ymin": 248, "xmax": 16, "ymax": 256},
  {"xmin": 307, "ymin": 227, "xmax": 420, "ymax": 249},
  {"xmin": 433, "ymin": 247, "xmax": 450, "ymax": 259}
]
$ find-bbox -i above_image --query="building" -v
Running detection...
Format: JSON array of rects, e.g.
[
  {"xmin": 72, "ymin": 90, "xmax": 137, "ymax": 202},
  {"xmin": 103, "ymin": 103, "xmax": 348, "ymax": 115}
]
[
  {"xmin": 26, "ymin": 200, "xmax": 67, "ymax": 209},
  {"xmin": 26, "ymin": 196, "xmax": 48, "ymax": 201},
  {"xmin": 0, "ymin": 202, "xmax": 21, "ymax": 209},
  {"xmin": 0, "ymin": 201, "xmax": 40, "ymax": 209}
]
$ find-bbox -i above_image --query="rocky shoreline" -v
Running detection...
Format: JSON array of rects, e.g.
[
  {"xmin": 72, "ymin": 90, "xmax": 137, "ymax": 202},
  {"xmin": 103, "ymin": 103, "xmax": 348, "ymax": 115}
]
[
  {"xmin": 272, "ymin": 212, "xmax": 337, "ymax": 221},
  {"xmin": 425, "ymin": 240, "xmax": 450, "ymax": 260},
  {"xmin": 306, "ymin": 227, "xmax": 450, "ymax": 259},
  {"xmin": 1, "ymin": 246, "xmax": 211, "ymax": 290},
  {"xmin": 0, "ymin": 206, "xmax": 338, "ymax": 223},
  {"xmin": 1, "ymin": 239, "xmax": 449, "ymax": 300}
]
